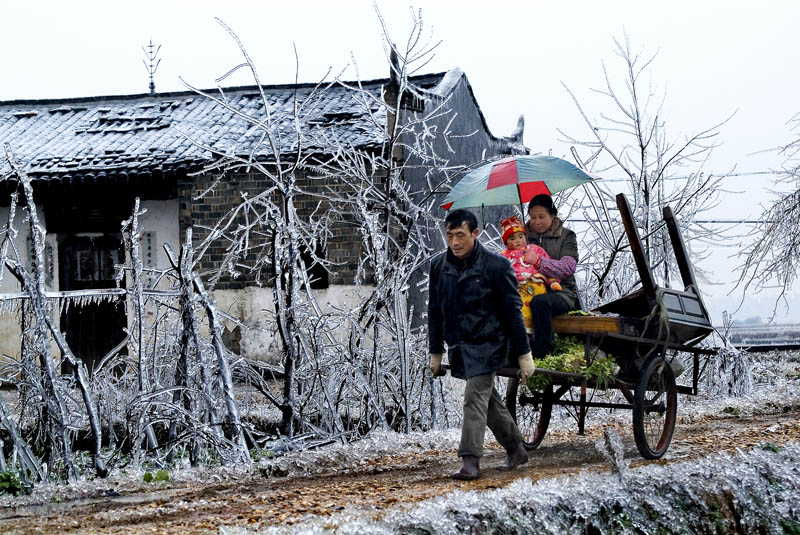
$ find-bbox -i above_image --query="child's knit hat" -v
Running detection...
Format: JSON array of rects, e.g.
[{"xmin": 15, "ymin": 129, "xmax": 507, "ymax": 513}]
[{"xmin": 500, "ymin": 216, "xmax": 525, "ymax": 244}]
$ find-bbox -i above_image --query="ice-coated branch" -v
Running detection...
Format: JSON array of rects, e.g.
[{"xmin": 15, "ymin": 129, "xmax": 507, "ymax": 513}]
[
  {"xmin": 192, "ymin": 273, "xmax": 251, "ymax": 465},
  {"xmin": 165, "ymin": 235, "xmax": 226, "ymax": 460},
  {"xmin": 3, "ymin": 163, "xmax": 75, "ymax": 481},
  {"xmin": 121, "ymin": 198, "xmax": 160, "ymax": 459},
  {"xmin": 735, "ymin": 114, "xmax": 800, "ymax": 310},
  {"xmin": 0, "ymin": 394, "xmax": 40, "ymax": 484}
]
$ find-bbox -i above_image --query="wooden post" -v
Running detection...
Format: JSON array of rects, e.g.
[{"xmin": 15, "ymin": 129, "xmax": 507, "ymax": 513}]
[
  {"xmin": 578, "ymin": 379, "xmax": 587, "ymax": 435},
  {"xmin": 663, "ymin": 206, "xmax": 700, "ymax": 293},
  {"xmin": 616, "ymin": 193, "xmax": 657, "ymax": 306}
]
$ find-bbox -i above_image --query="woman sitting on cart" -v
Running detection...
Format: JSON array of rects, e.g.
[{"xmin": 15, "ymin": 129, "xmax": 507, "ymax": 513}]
[{"xmin": 523, "ymin": 194, "xmax": 580, "ymax": 358}]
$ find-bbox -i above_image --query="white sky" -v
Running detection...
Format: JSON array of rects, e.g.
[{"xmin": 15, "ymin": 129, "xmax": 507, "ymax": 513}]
[{"xmin": 2, "ymin": 0, "xmax": 799, "ymax": 323}]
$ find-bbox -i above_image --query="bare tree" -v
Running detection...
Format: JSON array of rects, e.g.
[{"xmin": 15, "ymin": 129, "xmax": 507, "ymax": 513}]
[
  {"xmin": 559, "ymin": 32, "xmax": 733, "ymax": 306},
  {"xmin": 178, "ymin": 10, "xmax": 460, "ymax": 441},
  {"xmin": 3, "ymin": 145, "xmax": 107, "ymax": 480},
  {"xmin": 735, "ymin": 112, "xmax": 800, "ymax": 311}
]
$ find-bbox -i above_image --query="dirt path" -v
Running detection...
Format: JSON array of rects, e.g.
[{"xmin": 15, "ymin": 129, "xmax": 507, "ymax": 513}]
[{"xmin": 2, "ymin": 408, "xmax": 799, "ymax": 534}]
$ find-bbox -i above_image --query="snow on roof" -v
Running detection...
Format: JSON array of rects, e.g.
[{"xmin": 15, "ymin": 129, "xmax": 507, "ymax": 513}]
[
  {"xmin": 0, "ymin": 72, "xmax": 451, "ymax": 182},
  {"xmin": 430, "ymin": 67, "xmax": 464, "ymax": 97}
]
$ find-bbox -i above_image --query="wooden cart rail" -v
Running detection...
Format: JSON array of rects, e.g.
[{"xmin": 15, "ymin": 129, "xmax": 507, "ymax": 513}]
[{"xmin": 550, "ymin": 312, "xmax": 716, "ymax": 395}]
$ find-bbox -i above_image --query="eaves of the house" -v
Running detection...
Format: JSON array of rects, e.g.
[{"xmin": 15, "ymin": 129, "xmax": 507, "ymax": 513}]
[{"xmin": 0, "ymin": 68, "xmax": 521, "ymax": 189}]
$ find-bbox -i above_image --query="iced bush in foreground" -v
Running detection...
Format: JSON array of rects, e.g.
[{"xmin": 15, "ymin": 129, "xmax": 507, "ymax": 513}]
[{"xmin": 232, "ymin": 442, "xmax": 800, "ymax": 535}]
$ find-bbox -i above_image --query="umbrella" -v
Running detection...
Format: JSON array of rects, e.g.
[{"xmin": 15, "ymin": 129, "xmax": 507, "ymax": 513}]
[{"xmin": 441, "ymin": 154, "xmax": 600, "ymax": 211}]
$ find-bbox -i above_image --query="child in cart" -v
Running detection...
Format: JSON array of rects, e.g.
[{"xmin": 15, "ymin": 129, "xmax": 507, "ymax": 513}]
[{"xmin": 500, "ymin": 216, "xmax": 562, "ymax": 332}]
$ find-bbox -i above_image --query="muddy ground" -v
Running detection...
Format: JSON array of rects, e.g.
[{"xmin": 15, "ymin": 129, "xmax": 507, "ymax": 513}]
[{"xmin": 2, "ymin": 404, "xmax": 799, "ymax": 534}]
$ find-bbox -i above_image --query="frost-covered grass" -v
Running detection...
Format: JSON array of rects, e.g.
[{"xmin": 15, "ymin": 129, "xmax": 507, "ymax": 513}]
[
  {"xmin": 0, "ymin": 427, "xmax": 465, "ymax": 507},
  {"xmin": 232, "ymin": 442, "xmax": 800, "ymax": 535},
  {"xmin": 1, "ymin": 351, "xmax": 797, "ymax": 510}
]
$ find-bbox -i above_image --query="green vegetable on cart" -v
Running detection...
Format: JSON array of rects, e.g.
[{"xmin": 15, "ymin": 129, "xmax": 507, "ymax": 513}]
[{"xmin": 526, "ymin": 335, "xmax": 619, "ymax": 391}]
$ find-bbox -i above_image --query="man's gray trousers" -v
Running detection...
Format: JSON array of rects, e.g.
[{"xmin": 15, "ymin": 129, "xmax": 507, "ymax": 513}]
[{"xmin": 458, "ymin": 371, "xmax": 523, "ymax": 458}]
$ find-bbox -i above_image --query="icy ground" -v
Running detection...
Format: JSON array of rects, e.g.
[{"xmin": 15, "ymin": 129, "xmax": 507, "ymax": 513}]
[
  {"xmin": 219, "ymin": 351, "xmax": 800, "ymax": 534},
  {"xmin": 0, "ymin": 351, "xmax": 798, "ymax": 534},
  {"xmin": 226, "ymin": 442, "xmax": 800, "ymax": 535}
]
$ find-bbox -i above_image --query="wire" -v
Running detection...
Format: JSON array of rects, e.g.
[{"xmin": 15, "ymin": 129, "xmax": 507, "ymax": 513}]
[
  {"xmin": 568, "ymin": 219, "xmax": 771, "ymax": 224},
  {"xmin": 594, "ymin": 170, "xmax": 781, "ymax": 182}
]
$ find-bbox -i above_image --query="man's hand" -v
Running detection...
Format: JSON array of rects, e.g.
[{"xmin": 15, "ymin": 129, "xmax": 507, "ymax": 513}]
[
  {"xmin": 429, "ymin": 353, "xmax": 443, "ymax": 377},
  {"xmin": 518, "ymin": 352, "xmax": 535, "ymax": 384},
  {"xmin": 523, "ymin": 248, "xmax": 539, "ymax": 267}
]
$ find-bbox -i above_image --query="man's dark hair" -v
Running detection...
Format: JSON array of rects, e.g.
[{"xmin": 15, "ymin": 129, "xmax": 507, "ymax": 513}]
[
  {"xmin": 445, "ymin": 209, "xmax": 478, "ymax": 232},
  {"xmin": 528, "ymin": 194, "xmax": 557, "ymax": 216}
]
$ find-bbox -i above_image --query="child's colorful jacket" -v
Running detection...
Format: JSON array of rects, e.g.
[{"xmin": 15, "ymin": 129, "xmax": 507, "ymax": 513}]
[
  {"xmin": 501, "ymin": 245, "xmax": 562, "ymax": 330},
  {"xmin": 501, "ymin": 245, "xmax": 562, "ymax": 290}
]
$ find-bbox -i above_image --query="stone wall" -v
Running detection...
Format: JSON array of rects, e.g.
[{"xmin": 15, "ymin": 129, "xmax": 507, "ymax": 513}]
[{"xmin": 179, "ymin": 165, "xmax": 388, "ymax": 289}]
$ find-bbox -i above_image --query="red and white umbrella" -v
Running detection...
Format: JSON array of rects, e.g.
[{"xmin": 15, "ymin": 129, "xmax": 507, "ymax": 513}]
[{"xmin": 441, "ymin": 155, "xmax": 600, "ymax": 210}]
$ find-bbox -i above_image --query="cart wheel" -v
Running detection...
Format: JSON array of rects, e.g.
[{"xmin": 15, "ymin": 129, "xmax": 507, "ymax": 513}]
[
  {"xmin": 505, "ymin": 377, "xmax": 552, "ymax": 450},
  {"xmin": 632, "ymin": 354, "xmax": 677, "ymax": 459}
]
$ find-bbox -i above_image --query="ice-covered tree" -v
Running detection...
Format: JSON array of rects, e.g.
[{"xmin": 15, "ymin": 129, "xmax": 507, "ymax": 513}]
[
  {"xmin": 736, "ymin": 112, "xmax": 800, "ymax": 309},
  {"xmin": 560, "ymin": 32, "xmax": 732, "ymax": 306},
  {"xmin": 179, "ymin": 10, "xmax": 460, "ymax": 441}
]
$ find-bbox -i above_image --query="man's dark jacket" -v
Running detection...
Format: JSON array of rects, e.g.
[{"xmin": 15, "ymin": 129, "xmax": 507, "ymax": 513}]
[{"xmin": 428, "ymin": 239, "xmax": 531, "ymax": 379}]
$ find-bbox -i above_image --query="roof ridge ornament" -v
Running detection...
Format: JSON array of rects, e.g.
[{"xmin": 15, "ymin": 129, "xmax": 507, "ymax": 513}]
[{"xmin": 142, "ymin": 39, "xmax": 162, "ymax": 96}]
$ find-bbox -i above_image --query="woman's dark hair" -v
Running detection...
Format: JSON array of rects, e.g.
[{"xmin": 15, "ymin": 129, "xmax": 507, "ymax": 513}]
[
  {"xmin": 445, "ymin": 209, "xmax": 478, "ymax": 232},
  {"xmin": 528, "ymin": 194, "xmax": 557, "ymax": 216}
]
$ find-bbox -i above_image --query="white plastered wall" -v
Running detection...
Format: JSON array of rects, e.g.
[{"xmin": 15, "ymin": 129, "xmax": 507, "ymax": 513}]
[
  {"xmin": 213, "ymin": 284, "xmax": 377, "ymax": 365},
  {"xmin": 137, "ymin": 199, "xmax": 180, "ymax": 287},
  {"xmin": 0, "ymin": 203, "xmax": 59, "ymax": 360},
  {"xmin": 127, "ymin": 199, "xmax": 181, "ymax": 329}
]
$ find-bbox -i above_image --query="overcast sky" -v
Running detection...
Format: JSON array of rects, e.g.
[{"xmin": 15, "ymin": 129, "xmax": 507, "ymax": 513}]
[{"xmin": 2, "ymin": 0, "xmax": 799, "ymax": 323}]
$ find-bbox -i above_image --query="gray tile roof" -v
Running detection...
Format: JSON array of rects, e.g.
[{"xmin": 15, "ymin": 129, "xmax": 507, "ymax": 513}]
[{"xmin": 0, "ymin": 72, "xmax": 448, "ymax": 181}]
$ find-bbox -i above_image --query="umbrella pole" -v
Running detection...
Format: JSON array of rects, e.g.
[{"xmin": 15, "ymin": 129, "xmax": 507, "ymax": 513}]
[
  {"xmin": 517, "ymin": 183, "xmax": 525, "ymax": 220},
  {"xmin": 481, "ymin": 203, "xmax": 485, "ymax": 230}
]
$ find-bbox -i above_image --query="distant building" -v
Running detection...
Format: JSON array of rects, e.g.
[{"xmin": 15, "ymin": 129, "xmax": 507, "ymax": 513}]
[
  {"xmin": 0, "ymin": 67, "xmax": 527, "ymax": 368},
  {"xmin": 724, "ymin": 323, "xmax": 800, "ymax": 349}
]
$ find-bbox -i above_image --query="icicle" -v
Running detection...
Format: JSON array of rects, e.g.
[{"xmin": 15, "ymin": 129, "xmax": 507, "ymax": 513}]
[{"xmin": 0, "ymin": 298, "xmax": 16, "ymax": 315}]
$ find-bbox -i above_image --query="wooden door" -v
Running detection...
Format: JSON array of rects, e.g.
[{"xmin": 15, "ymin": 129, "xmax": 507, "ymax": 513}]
[{"xmin": 58, "ymin": 234, "xmax": 126, "ymax": 373}]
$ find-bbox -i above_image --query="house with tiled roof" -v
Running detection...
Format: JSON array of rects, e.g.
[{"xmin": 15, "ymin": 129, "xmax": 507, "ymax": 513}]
[{"xmin": 0, "ymin": 67, "xmax": 527, "ymax": 367}]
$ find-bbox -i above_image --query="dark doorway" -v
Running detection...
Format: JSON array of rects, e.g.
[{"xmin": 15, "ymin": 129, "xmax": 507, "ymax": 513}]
[{"xmin": 58, "ymin": 234, "xmax": 127, "ymax": 373}]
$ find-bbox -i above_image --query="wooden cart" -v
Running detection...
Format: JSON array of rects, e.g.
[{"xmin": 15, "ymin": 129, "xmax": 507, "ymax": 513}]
[{"xmin": 501, "ymin": 193, "xmax": 716, "ymax": 459}]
